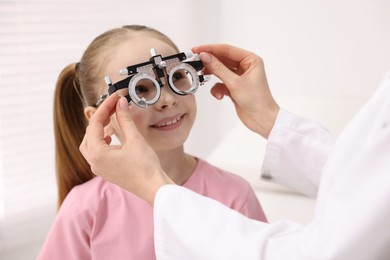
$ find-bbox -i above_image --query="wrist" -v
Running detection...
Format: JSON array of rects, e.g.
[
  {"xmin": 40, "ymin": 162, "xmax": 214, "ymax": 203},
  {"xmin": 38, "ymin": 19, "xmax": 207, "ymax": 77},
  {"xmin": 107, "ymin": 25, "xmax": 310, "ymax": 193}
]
[
  {"xmin": 147, "ymin": 169, "xmax": 174, "ymax": 206},
  {"xmin": 254, "ymin": 104, "xmax": 280, "ymax": 138}
]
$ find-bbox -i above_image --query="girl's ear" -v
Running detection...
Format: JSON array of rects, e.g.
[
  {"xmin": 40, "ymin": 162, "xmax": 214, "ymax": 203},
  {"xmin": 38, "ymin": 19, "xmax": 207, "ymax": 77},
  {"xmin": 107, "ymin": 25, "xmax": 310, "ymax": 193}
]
[
  {"xmin": 84, "ymin": 106, "xmax": 115, "ymax": 137},
  {"xmin": 84, "ymin": 106, "xmax": 96, "ymax": 121}
]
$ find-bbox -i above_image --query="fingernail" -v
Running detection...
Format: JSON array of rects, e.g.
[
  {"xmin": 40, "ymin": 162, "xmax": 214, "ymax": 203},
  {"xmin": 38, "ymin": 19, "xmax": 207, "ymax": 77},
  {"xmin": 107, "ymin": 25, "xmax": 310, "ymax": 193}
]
[
  {"xmin": 119, "ymin": 97, "xmax": 129, "ymax": 109},
  {"xmin": 199, "ymin": 52, "xmax": 212, "ymax": 65}
]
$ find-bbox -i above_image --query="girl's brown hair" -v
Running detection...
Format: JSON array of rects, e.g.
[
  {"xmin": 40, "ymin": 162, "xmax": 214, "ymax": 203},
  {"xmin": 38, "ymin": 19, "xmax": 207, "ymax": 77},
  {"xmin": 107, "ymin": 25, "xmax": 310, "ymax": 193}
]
[{"xmin": 53, "ymin": 25, "xmax": 179, "ymax": 208}]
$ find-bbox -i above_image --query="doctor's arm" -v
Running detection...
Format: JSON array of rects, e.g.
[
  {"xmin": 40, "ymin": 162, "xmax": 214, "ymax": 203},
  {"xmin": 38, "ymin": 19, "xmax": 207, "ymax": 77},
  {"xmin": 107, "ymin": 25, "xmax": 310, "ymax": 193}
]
[
  {"xmin": 193, "ymin": 44, "xmax": 335, "ymax": 196},
  {"xmin": 260, "ymin": 108, "xmax": 335, "ymax": 196}
]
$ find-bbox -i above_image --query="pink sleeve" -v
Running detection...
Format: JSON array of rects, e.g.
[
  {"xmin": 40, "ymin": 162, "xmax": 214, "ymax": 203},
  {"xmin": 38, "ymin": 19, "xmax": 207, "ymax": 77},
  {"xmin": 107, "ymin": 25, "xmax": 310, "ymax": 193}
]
[
  {"xmin": 37, "ymin": 192, "xmax": 91, "ymax": 260},
  {"xmin": 239, "ymin": 185, "xmax": 268, "ymax": 222}
]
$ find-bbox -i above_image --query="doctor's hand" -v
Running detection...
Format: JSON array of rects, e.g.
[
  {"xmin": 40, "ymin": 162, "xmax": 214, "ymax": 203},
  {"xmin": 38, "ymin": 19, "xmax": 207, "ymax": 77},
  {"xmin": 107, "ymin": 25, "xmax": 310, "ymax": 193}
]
[
  {"xmin": 79, "ymin": 94, "xmax": 173, "ymax": 205},
  {"xmin": 192, "ymin": 44, "xmax": 279, "ymax": 138}
]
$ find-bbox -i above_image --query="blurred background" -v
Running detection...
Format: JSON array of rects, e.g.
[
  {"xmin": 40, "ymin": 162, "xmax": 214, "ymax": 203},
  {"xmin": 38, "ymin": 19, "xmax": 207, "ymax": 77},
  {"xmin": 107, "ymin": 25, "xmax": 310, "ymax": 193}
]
[{"xmin": 1, "ymin": 0, "xmax": 389, "ymax": 259}]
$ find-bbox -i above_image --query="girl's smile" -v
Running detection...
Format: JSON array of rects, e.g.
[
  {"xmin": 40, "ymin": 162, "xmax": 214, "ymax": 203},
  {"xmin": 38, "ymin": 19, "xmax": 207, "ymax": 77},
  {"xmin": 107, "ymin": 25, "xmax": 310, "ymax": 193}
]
[{"xmin": 151, "ymin": 113, "xmax": 185, "ymax": 130}]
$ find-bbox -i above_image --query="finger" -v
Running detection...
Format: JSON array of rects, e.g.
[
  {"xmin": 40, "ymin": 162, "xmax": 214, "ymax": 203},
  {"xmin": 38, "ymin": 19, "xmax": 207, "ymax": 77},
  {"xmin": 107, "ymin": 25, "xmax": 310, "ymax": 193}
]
[
  {"xmin": 198, "ymin": 52, "xmax": 239, "ymax": 84},
  {"xmin": 89, "ymin": 94, "xmax": 119, "ymax": 126},
  {"xmin": 201, "ymin": 59, "xmax": 239, "ymax": 76},
  {"xmin": 194, "ymin": 44, "xmax": 258, "ymax": 76},
  {"xmin": 115, "ymin": 96, "xmax": 141, "ymax": 145},
  {"xmin": 87, "ymin": 94, "xmax": 119, "ymax": 147},
  {"xmin": 210, "ymin": 83, "xmax": 230, "ymax": 100},
  {"xmin": 192, "ymin": 44, "xmax": 252, "ymax": 65}
]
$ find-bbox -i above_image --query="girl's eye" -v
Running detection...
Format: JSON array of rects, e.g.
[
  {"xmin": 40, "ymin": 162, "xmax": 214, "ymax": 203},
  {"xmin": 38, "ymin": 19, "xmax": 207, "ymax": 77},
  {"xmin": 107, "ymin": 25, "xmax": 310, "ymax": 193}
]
[
  {"xmin": 135, "ymin": 85, "xmax": 149, "ymax": 94},
  {"xmin": 172, "ymin": 71, "xmax": 186, "ymax": 81}
]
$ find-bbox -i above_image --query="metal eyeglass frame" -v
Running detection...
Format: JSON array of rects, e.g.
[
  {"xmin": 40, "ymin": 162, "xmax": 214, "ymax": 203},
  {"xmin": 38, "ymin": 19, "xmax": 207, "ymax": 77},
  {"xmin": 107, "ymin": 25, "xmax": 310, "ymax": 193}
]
[{"xmin": 95, "ymin": 48, "xmax": 208, "ymax": 108}]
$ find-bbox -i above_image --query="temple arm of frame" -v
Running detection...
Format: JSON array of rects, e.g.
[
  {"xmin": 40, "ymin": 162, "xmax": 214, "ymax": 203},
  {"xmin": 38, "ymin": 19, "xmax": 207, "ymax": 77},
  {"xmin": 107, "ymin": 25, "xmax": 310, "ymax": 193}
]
[
  {"xmin": 107, "ymin": 76, "xmax": 132, "ymax": 95},
  {"xmin": 184, "ymin": 60, "xmax": 204, "ymax": 71}
]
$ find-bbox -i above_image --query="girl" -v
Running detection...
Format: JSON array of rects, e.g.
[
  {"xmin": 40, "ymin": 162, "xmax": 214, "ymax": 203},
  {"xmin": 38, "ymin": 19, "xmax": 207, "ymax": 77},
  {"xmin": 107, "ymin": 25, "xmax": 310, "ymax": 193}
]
[{"xmin": 38, "ymin": 25, "xmax": 267, "ymax": 260}]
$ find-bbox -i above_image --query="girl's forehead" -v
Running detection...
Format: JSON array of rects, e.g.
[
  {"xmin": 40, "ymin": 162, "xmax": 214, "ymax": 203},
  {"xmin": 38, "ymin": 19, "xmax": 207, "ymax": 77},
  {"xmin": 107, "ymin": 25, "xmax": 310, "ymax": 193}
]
[
  {"xmin": 104, "ymin": 37, "xmax": 177, "ymax": 81},
  {"xmin": 113, "ymin": 38, "xmax": 176, "ymax": 67}
]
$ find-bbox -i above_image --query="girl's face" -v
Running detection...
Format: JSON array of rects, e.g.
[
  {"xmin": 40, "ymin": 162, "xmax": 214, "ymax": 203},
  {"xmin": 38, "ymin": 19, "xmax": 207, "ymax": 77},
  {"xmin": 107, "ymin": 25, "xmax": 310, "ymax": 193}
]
[{"xmin": 102, "ymin": 35, "xmax": 196, "ymax": 152}]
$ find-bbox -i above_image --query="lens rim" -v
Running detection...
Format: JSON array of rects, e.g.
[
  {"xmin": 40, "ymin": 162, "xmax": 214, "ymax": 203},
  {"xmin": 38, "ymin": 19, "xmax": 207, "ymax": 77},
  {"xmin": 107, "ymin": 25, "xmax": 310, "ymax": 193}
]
[
  {"xmin": 168, "ymin": 63, "xmax": 199, "ymax": 95},
  {"xmin": 128, "ymin": 73, "xmax": 161, "ymax": 108}
]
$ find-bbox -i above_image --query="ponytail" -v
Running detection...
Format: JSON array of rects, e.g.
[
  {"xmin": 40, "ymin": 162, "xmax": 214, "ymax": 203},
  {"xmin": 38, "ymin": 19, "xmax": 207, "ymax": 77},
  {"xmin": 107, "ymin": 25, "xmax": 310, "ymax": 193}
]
[{"xmin": 53, "ymin": 63, "xmax": 94, "ymax": 208}]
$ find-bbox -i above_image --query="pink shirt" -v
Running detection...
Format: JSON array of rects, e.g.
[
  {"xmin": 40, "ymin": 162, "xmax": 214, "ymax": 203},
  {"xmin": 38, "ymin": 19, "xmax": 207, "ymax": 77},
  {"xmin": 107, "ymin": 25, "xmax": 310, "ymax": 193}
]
[{"xmin": 38, "ymin": 159, "xmax": 267, "ymax": 260}]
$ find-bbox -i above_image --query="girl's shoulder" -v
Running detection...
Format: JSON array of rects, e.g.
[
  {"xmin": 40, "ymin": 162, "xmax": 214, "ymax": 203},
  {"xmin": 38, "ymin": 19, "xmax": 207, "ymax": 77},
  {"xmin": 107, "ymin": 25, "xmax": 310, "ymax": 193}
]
[
  {"xmin": 192, "ymin": 158, "xmax": 252, "ymax": 191},
  {"xmin": 189, "ymin": 159, "xmax": 259, "ymax": 215},
  {"xmin": 62, "ymin": 176, "xmax": 129, "ymax": 212}
]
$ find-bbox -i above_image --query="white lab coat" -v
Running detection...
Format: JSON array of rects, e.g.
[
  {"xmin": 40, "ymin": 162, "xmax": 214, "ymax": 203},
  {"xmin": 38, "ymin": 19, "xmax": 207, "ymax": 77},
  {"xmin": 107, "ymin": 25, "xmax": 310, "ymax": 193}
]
[{"xmin": 153, "ymin": 72, "xmax": 390, "ymax": 260}]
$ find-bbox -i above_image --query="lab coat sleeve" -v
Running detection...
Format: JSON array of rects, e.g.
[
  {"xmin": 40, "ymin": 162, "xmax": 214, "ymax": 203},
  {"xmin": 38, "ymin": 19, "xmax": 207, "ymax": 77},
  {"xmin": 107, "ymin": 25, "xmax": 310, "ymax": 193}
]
[
  {"xmin": 154, "ymin": 185, "xmax": 304, "ymax": 260},
  {"xmin": 261, "ymin": 109, "xmax": 335, "ymax": 197}
]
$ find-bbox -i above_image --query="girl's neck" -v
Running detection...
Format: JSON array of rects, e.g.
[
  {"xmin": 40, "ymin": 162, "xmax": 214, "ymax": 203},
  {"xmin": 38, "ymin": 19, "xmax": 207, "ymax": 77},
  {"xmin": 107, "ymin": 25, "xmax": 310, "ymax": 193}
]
[{"xmin": 156, "ymin": 147, "xmax": 197, "ymax": 186}]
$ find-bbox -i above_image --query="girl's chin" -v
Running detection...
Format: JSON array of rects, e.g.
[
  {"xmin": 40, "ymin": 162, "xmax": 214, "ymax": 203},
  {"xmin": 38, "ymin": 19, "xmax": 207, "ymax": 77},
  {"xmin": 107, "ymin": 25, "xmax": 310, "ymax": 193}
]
[{"xmin": 150, "ymin": 138, "xmax": 188, "ymax": 153}]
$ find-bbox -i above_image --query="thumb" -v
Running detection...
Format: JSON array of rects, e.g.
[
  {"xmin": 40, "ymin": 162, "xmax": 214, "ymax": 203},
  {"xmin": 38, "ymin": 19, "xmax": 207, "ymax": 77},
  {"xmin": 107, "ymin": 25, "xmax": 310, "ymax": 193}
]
[
  {"xmin": 199, "ymin": 52, "xmax": 238, "ymax": 83},
  {"xmin": 115, "ymin": 97, "xmax": 140, "ymax": 143}
]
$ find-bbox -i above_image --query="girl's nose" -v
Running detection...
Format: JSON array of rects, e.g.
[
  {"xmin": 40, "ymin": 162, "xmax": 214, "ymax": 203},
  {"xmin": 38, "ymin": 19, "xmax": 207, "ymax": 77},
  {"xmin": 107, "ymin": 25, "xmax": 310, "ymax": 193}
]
[{"xmin": 154, "ymin": 79, "xmax": 178, "ymax": 110}]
